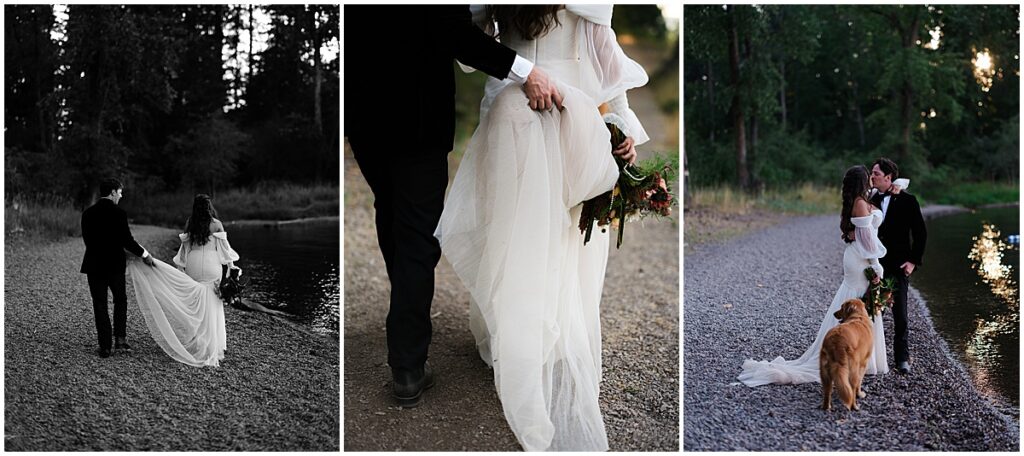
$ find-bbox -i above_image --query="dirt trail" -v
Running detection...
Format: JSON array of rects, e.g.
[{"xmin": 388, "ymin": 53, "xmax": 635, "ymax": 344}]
[{"xmin": 343, "ymin": 43, "xmax": 679, "ymax": 451}]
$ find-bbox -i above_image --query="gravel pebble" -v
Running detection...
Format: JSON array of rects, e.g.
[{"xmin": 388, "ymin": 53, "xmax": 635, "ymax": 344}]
[
  {"xmin": 683, "ymin": 214, "xmax": 1018, "ymax": 451},
  {"xmin": 5, "ymin": 226, "xmax": 340, "ymax": 451}
]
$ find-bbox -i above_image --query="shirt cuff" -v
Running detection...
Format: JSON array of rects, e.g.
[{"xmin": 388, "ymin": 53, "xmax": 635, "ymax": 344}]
[
  {"xmin": 507, "ymin": 55, "xmax": 534, "ymax": 84},
  {"xmin": 142, "ymin": 249, "xmax": 150, "ymax": 259}
]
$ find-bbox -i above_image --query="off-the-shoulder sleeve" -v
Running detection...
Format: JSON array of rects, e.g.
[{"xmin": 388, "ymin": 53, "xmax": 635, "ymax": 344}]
[
  {"xmin": 851, "ymin": 215, "xmax": 887, "ymax": 277},
  {"xmin": 172, "ymin": 233, "xmax": 189, "ymax": 270},
  {"xmin": 212, "ymin": 232, "xmax": 241, "ymax": 265},
  {"xmin": 578, "ymin": 17, "xmax": 650, "ymax": 145}
]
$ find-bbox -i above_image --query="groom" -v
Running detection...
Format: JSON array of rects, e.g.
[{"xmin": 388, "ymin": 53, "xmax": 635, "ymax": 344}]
[
  {"xmin": 80, "ymin": 178, "xmax": 155, "ymax": 358},
  {"xmin": 344, "ymin": 6, "xmax": 563, "ymax": 407},
  {"xmin": 870, "ymin": 158, "xmax": 927, "ymax": 374}
]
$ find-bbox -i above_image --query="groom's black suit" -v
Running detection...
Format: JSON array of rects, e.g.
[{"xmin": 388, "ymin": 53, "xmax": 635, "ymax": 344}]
[
  {"xmin": 871, "ymin": 190, "xmax": 927, "ymax": 365},
  {"xmin": 345, "ymin": 6, "xmax": 517, "ymax": 372},
  {"xmin": 81, "ymin": 198, "xmax": 146, "ymax": 351}
]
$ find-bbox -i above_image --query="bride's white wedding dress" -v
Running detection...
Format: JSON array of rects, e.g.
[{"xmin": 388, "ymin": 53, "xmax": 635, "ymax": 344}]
[
  {"xmin": 127, "ymin": 231, "xmax": 239, "ymax": 367},
  {"xmin": 436, "ymin": 5, "xmax": 648, "ymax": 451},
  {"xmin": 738, "ymin": 209, "xmax": 890, "ymax": 386}
]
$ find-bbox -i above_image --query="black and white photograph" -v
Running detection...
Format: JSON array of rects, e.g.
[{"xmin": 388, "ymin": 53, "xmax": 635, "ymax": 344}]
[{"xmin": 5, "ymin": 4, "xmax": 340, "ymax": 450}]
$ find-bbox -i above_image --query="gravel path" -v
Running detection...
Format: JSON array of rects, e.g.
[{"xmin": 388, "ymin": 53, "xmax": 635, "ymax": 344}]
[
  {"xmin": 343, "ymin": 44, "xmax": 679, "ymax": 451},
  {"xmin": 683, "ymin": 213, "xmax": 1018, "ymax": 451},
  {"xmin": 5, "ymin": 227, "xmax": 339, "ymax": 451}
]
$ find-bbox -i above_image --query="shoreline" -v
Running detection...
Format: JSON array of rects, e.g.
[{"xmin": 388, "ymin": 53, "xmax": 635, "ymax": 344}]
[
  {"xmin": 909, "ymin": 285, "xmax": 1019, "ymax": 420},
  {"xmin": 913, "ymin": 203, "xmax": 1019, "ymax": 418},
  {"xmin": 683, "ymin": 213, "xmax": 1018, "ymax": 450},
  {"xmin": 4, "ymin": 225, "xmax": 340, "ymax": 450},
  {"xmin": 223, "ymin": 215, "xmax": 339, "ymax": 227}
]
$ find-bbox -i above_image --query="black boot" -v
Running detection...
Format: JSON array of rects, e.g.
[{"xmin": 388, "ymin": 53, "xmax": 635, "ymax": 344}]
[{"xmin": 392, "ymin": 364, "xmax": 435, "ymax": 408}]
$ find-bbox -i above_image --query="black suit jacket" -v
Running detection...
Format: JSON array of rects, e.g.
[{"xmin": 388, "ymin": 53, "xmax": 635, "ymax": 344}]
[
  {"xmin": 344, "ymin": 5, "xmax": 517, "ymax": 153},
  {"xmin": 80, "ymin": 199, "xmax": 145, "ymax": 274},
  {"xmin": 871, "ymin": 191, "xmax": 927, "ymax": 272}
]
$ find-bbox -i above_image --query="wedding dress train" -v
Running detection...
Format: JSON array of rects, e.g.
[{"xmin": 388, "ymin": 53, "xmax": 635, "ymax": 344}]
[
  {"xmin": 436, "ymin": 5, "xmax": 648, "ymax": 451},
  {"xmin": 127, "ymin": 232, "xmax": 239, "ymax": 367},
  {"xmin": 738, "ymin": 209, "xmax": 890, "ymax": 386}
]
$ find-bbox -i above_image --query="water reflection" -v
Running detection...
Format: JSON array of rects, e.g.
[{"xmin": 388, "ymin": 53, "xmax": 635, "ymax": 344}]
[
  {"xmin": 968, "ymin": 223, "xmax": 1018, "ymax": 304},
  {"xmin": 914, "ymin": 208, "xmax": 1019, "ymax": 408},
  {"xmin": 962, "ymin": 221, "xmax": 1019, "ymax": 406},
  {"xmin": 227, "ymin": 221, "xmax": 340, "ymax": 335}
]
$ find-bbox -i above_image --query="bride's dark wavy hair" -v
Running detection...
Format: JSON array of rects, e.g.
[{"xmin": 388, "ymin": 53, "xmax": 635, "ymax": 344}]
[
  {"xmin": 487, "ymin": 5, "xmax": 563, "ymax": 40},
  {"xmin": 840, "ymin": 165, "xmax": 871, "ymax": 243},
  {"xmin": 185, "ymin": 194, "xmax": 218, "ymax": 246}
]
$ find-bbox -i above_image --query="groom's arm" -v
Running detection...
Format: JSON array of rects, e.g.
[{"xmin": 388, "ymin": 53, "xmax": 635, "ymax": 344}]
[
  {"xmin": 441, "ymin": 6, "xmax": 563, "ymax": 110},
  {"xmin": 439, "ymin": 6, "xmax": 524, "ymax": 81},
  {"xmin": 908, "ymin": 196, "xmax": 927, "ymax": 266},
  {"xmin": 117, "ymin": 208, "xmax": 150, "ymax": 261}
]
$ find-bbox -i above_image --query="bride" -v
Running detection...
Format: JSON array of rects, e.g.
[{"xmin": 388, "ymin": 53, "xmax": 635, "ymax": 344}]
[
  {"xmin": 738, "ymin": 165, "xmax": 889, "ymax": 387},
  {"xmin": 436, "ymin": 5, "xmax": 649, "ymax": 451},
  {"xmin": 127, "ymin": 194, "xmax": 240, "ymax": 367}
]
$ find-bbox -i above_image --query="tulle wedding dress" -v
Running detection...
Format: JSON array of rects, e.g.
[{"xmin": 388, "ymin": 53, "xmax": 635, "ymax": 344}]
[
  {"xmin": 435, "ymin": 5, "xmax": 649, "ymax": 451},
  {"xmin": 127, "ymin": 231, "xmax": 239, "ymax": 367},
  {"xmin": 738, "ymin": 209, "xmax": 890, "ymax": 386}
]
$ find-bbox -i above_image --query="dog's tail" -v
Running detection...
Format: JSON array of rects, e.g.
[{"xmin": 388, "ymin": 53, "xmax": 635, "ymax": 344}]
[{"xmin": 834, "ymin": 364, "xmax": 855, "ymax": 409}]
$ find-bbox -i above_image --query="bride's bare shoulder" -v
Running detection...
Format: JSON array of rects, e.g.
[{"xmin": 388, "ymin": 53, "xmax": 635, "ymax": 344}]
[
  {"xmin": 852, "ymin": 197, "xmax": 871, "ymax": 217},
  {"xmin": 210, "ymin": 218, "xmax": 224, "ymax": 233}
]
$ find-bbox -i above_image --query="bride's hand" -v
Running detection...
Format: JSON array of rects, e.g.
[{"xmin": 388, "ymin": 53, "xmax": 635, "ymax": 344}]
[{"xmin": 613, "ymin": 136, "xmax": 637, "ymax": 164}]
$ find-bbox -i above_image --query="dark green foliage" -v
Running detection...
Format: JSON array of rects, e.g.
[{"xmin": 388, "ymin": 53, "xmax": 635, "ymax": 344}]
[
  {"xmin": 611, "ymin": 5, "xmax": 667, "ymax": 43},
  {"xmin": 685, "ymin": 5, "xmax": 1019, "ymax": 199},
  {"xmin": 5, "ymin": 5, "xmax": 340, "ymax": 211}
]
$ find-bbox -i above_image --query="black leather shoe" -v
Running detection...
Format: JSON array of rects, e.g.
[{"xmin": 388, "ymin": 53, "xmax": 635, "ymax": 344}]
[
  {"xmin": 97, "ymin": 347, "xmax": 111, "ymax": 358},
  {"xmin": 115, "ymin": 338, "xmax": 132, "ymax": 353},
  {"xmin": 897, "ymin": 361, "xmax": 911, "ymax": 374},
  {"xmin": 392, "ymin": 364, "xmax": 435, "ymax": 408}
]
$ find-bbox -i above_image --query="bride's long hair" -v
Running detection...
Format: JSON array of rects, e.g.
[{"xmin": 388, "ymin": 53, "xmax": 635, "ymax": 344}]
[
  {"xmin": 185, "ymin": 194, "xmax": 218, "ymax": 246},
  {"xmin": 840, "ymin": 165, "xmax": 871, "ymax": 243},
  {"xmin": 487, "ymin": 5, "xmax": 563, "ymax": 40}
]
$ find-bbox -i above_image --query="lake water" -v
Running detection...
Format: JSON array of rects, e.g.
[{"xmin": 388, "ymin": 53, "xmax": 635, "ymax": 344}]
[
  {"xmin": 226, "ymin": 219, "xmax": 339, "ymax": 335},
  {"xmin": 913, "ymin": 206, "xmax": 1018, "ymax": 408}
]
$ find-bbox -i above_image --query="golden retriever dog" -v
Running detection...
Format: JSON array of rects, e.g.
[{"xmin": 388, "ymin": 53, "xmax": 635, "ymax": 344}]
[{"xmin": 820, "ymin": 298, "xmax": 873, "ymax": 411}]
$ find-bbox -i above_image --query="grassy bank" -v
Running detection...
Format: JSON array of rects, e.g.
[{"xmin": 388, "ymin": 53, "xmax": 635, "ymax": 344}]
[
  {"xmin": 5, "ymin": 183, "xmax": 339, "ymax": 239},
  {"xmin": 688, "ymin": 183, "xmax": 840, "ymax": 216},
  {"xmin": 920, "ymin": 181, "xmax": 1019, "ymax": 208}
]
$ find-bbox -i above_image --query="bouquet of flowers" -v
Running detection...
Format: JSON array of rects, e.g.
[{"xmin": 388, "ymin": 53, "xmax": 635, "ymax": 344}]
[
  {"xmin": 578, "ymin": 120, "xmax": 678, "ymax": 248},
  {"xmin": 862, "ymin": 267, "xmax": 895, "ymax": 320}
]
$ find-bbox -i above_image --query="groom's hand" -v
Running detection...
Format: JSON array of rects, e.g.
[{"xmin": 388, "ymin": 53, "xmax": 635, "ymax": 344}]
[
  {"xmin": 901, "ymin": 262, "xmax": 915, "ymax": 276},
  {"xmin": 143, "ymin": 256, "xmax": 156, "ymax": 267},
  {"xmin": 523, "ymin": 67, "xmax": 564, "ymax": 112}
]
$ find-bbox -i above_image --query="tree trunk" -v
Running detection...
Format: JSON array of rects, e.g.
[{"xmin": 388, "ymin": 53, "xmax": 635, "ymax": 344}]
[
  {"xmin": 248, "ymin": 4, "xmax": 254, "ymax": 78},
  {"xmin": 32, "ymin": 9, "xmax": 48, "ymax": 154},
  {"xmin": 231, "ymin": 6, "xmax": 243, "ymax": 108},
  {"xmin": 898, "ymin": 12, "xmax": 921, "ymax": 162},
  {"xmin": 750, "ymin": 110, "xmax": 758, "ymax": 189},
  {"xmin": 707, "ymin": 61, "xmax": 715, "ymax": 143},
  {"xmin": 727, "ymin": 7, "xmax": 749, "ymax": 190},
  {"xmin": 779, "ymin": 59, "xmax": 787, "ymax": 131},
  {"xmin": 310, "ymin": 6, "xmax": 323, "ymax": 137}
]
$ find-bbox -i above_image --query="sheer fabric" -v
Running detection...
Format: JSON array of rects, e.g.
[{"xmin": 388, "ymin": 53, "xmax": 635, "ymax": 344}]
[
  {"xmin": 437, "ymin": 5, "xmax": 648, "ymax": 451},
  {"xmin": 467, "ymin": 5, "xmax": 649, "ymax": 143},
  {"xmin": 737, "ymin": 210, "xmax": 889, "ymax": 386},
  {"xmin": 127, "ymin": 232, "xmax": 240, "ymax": 367}
]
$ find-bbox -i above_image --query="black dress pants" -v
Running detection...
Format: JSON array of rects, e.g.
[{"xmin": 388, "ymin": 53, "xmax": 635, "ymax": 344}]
[
  {"xmin": 87, "ymin": 271, "xmax": 128, "ymax": 350},
  {"xmin": 884, "ymin": 268, "xmax": 911, "ymax": 364},
  {"xmin": 350, "ymin": 137, "xmax": 449, "ymax": 372}
]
